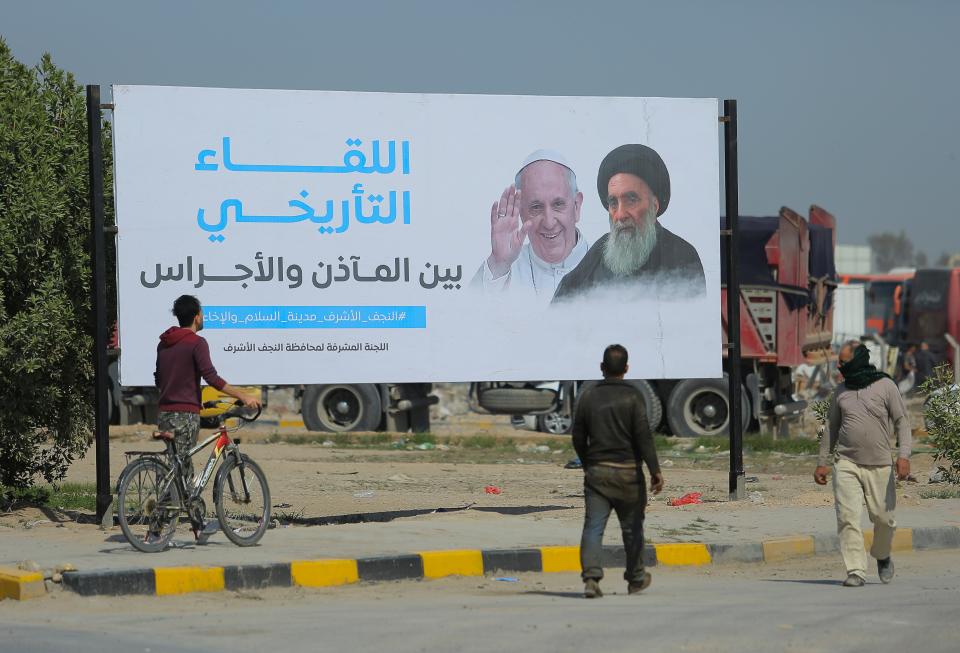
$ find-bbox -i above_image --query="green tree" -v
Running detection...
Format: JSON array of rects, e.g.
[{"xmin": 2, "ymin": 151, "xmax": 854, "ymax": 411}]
[
  {"xmin": 0, "ymin": 39, "xmax": 114, "ymax": 488},
  {"xmin": 867, "ymin": 231, "xmax": 914, "ymax": 273},
  {"xmin": 922, "ymin": 366, "xmax": 960, "ymax": 484}
]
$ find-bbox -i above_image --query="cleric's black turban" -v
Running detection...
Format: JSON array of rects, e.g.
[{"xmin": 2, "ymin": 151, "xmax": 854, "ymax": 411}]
[{"xmin": 597, "ymin": 144, "xmax": 670, "ymax": 216}]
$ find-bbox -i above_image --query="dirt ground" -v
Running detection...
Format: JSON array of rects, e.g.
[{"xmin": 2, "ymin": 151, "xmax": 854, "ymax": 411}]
[{"xmin": 4, "ymin": 402, "xmax": 942, "ymax": 536}]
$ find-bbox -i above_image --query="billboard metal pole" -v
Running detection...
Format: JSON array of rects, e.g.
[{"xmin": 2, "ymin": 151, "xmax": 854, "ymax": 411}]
[
  {"xmin": 87, "ymin": 85, "xmax": 112, "ymax": 524},
  {"xmin": 722, "ymin": 99, "xmax": 745, "ymax": 500}
]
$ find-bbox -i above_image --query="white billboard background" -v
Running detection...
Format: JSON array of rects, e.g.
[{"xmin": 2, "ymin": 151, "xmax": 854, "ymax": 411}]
[{"xmin": 113, "ymin": 86, "xmax": 721, "ymax": 385}]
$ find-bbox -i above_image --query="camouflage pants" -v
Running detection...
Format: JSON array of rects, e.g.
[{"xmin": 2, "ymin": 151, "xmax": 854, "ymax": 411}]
[{"xmin": 158, "ymin": 411, "xmax": 201, "ymax": 485}]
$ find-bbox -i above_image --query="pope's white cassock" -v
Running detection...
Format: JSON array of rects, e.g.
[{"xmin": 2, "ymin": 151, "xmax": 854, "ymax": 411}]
[{"xmin": 471, "ymin": 232, "xmax": 590, "ymax": 306}]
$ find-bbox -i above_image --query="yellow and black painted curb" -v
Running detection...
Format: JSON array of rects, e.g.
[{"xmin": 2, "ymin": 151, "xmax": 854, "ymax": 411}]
[
  {"xmin": 0, "ymin": 566, "xmax": 46, "ymax": 601},
  {"xmin": 4, "ymin": 525, "xmax": 957, "ymax": 600}
]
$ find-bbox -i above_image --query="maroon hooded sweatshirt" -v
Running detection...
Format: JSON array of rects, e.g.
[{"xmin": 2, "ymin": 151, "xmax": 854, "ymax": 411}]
[{"xmin": 155, "ymin": 327, "xmax": 227, "ymax": 413}]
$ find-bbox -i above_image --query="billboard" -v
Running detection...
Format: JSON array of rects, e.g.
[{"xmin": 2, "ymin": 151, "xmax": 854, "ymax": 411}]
[{"xmin": 113, "ymin": 86, "xmax": 721, "ymax": 385}]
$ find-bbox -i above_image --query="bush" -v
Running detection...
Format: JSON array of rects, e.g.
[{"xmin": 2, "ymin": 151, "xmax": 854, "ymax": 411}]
[
  {"xmin": 0, "ymin": 39, "xmax": 114, "ymax": 488},
  {"xmin": 921, "ymin": 366, "xmax": 960, "ymax": 484}
]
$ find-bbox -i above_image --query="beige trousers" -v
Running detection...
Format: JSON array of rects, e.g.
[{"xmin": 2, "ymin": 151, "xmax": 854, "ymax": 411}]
[{"xmin": 832, "ymin": 457, "xmax": 897, "ymax": 579}]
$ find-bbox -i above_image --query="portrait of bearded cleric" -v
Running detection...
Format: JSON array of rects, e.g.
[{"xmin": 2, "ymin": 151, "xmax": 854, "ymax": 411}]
[{"xmin": 552, "ymin": 144, "xmax": 705, "ymax": 303}]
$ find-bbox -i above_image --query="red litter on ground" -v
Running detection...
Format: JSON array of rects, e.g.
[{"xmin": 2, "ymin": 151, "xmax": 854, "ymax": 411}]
[
  {"xmin": 669, "ymin": 492, "xmax": 702, "ymax": 506},
  {"xmin": 484, "ymin": 485, "xmax": 502, "ymax": 495}
]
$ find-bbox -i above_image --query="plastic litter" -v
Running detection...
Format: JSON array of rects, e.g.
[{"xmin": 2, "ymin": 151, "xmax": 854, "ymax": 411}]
[
  {"xmin": 928, "ymin": 467, "xmax": 949, "ymax": 484},
  {"xmin": 353, "ymin": 491, "xmax": 375, "ymax": 498},
  {"xmin": 668, "ymin": 492, "xmax": 702, "ymax": 506},
  {"xmin": 494, "ymin": 577, "xmax": 520, "ymax": 582},
  {"xmin": 416, "ymin": 442, "xmax": 435, "ymax": 450},
  {"xmin": 744, "ymin": 476, "xmax": 759, "ymax": 483},
  {"xmin": 564, "ymin": 458, "xmax": 583, "ymax": 470},
  {"xmin": 484, "ymin": 485, "xmax": 502, "ymax": 495},
  {"xmin": 748, "ymin": 491, "xmax": 764, "ymax": 504},
  {"xmin": 535, "ymin": 445, "xmax": 551, "ymax": 453},
  {"xmin": 661, "ymin": 459, "xmax": 674, "ymax": 468}
]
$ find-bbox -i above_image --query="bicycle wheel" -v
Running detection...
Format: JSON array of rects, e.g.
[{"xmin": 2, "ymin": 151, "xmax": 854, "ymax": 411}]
[
  {"xmin": 214, "ymin": 453, "xmax": 270, "ymax": 547},
  {"xmin": 117, "ymin": 457, "xmax": 181, "ymax": 553}
]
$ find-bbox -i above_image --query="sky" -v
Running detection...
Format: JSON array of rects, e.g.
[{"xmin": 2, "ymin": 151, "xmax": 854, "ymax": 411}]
[{"xmin": 2, "ymin": 0, "xmax": 958, "ymax": 260}]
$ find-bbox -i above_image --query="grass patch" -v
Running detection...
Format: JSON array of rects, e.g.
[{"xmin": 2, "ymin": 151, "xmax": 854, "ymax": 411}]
[
  {"xmin": 919, "ymin": 487, "xmax": 960, "ymax": 500},
  {"xmin": 457, "ymin": 435, "xmax": 506, "ymax": 449},
  {"xmin": 659, "ymin": 434, "xmax": 818, "ymax": 455},
  {"xmin": 1, "ymin": 482, "xmax": 97, "ymax": 512}
]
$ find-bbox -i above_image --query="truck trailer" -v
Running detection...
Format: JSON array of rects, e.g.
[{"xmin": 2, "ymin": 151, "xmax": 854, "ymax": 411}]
[{"xmin": 471, "ymin": 205, "xmax": 838, "ymax": 437}]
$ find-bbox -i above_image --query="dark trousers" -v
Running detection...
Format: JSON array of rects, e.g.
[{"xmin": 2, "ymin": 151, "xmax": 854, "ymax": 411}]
[{"xmin": 580, "ymin": 464, "xmax": 647, "ymax": 584}]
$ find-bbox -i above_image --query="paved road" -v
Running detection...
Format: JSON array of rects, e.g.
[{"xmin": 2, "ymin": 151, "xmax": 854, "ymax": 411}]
[{"xmin": 3, "ymin": 550, "xmax": 958, "ymax": 653}]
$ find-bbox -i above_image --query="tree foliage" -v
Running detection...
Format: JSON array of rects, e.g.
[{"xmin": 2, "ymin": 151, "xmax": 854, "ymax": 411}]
[
  {"xmin": 0, "ymin": 39, "xmax": 114, "ymax": 488},
  {"xmin": 922, "ymin": 366, "xmax": 960, "ymax": 484},
  {"xmin": 867, "ymin": 230, "xmax": 914, "ymax": 273}
]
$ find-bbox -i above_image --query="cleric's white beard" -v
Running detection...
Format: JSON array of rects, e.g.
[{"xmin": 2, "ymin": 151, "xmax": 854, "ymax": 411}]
[{"xmin": 603, "ymin": 209, "xmax": 658, "ymax": 276}]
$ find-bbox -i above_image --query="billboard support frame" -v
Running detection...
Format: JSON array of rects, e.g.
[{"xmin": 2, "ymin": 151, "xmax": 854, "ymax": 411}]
[
  {"xmin": 87, "ymin": 85, "xmax": 112, "ymax": 524},
  {"xmin": 722, "ymin": 99, "xmax": 745, "ymax": 501}
]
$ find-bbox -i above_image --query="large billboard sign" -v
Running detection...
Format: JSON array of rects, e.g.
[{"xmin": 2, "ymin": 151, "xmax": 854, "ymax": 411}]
[{"xmin": 113, "ymin": 86, "xmax": 721, "ymax": 384}]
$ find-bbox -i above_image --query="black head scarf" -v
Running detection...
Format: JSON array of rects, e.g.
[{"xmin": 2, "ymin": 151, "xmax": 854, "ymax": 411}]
[{"xmin": 839, "ymin": 344, "xmax": 890, "ymax": 390}]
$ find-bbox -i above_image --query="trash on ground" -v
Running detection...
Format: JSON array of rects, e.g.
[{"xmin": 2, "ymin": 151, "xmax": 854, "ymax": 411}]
[
  {"xmin": 564, "ymin": 458, "xmax": 583, "ymax": 470},
  {"xmin": 321, "ymin": 440, "xmax": 335, "ymax": 447},
  {"xmin": 353, "ymin": 491, "xmax": 375, "ymax": 498},
  {"xmin": 661, "ymin": 459, "xmax": 674, "ymax": 468},
  {"xmin": 745, "ymin": 476, "xmax": 759, "ymax": 483},
  {"xmin": 484, "ymin": 485, "xmax": 502, "ymax": 495},
  {"xmin": 273, "ymin": 502, "xmax": 293, "ymax": 508},
  {"xmin": 928, "ymin": 467, "xmax": 949, "ymax": 484},
  {"xmin": 494, "ymin": 577, "xmax": 520, "ymax": 582},
  {"xmin": 387, "ymin": 473, "xmax": 414, "ymax": 483},
  {"xmin": 668, "ymin": 492, "xmax": 702, "ymax": 506},
  {"xmin": 771, "ymin": 475, "xmax": 784, "ymax": 480},
  {"xmin": 535, "ymin": 445, "xmax": 551, "ymax": 453},
  {"xmin": 748, "ymin": 491, "xmax": 764, "ymax": 504},
  {"xmin": 416, "ymin": 442, "xmax": 435, "ymax": 450}
]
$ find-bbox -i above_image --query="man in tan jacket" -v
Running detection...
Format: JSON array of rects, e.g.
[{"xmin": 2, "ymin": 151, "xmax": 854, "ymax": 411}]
[{"xmin": 814, "ymin": 341, "xmax": 911, "ymax": 587}]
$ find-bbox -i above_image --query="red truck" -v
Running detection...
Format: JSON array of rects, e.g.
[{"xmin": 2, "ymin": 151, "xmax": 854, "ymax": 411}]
[
  {"xmin": 471, "ymin": 205, "xmax": 838, "ymax": 437},
  {"xmin": 893, "ymin": 267, "xmax": 960, "ymax": 376}
]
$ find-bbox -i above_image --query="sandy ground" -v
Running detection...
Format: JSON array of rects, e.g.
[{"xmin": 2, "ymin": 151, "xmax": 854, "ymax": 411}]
[{"xmin": 2, "ymin": 405, "xmax": 943, "ymax": 537}]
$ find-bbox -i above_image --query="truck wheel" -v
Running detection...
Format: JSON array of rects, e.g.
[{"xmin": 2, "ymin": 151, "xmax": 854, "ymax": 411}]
[
  {"xmin": 578, "ymin": 380, "xmax": 663, "ymax": 432},
  {"xmin": 666, "ymin": 377, "xmax": 750, "ymax": 438},
  {"xmin": 477, "ymin": 388, "xmax": 558, "ymax": 413},
  {"xmin": 301, "ymin": 384, "xmax": 381, "ymax": 432},
  {"xmin": 538, "ymin": 411, "xmax": 572, "ymax": 435}
]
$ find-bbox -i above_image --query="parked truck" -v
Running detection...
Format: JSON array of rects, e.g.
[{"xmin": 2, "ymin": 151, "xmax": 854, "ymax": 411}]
[
  {"xmin": 107, "ymin": 327, "xmax": 437, "ymax": 432},
  {"xmin": 891, "ymin": 266, "xmax": 960, "ymax": 379},
  {"xmin": 470, "ymin": 206, "xmax": 839, "ymax": 437}
]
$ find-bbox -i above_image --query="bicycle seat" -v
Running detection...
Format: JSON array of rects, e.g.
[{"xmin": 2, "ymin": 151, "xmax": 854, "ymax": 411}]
[{"xmin": 152, "ymin": 430, "xmax": 175, "ymax": 441}]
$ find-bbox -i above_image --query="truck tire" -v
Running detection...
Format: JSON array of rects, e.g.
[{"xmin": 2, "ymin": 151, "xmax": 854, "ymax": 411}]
[
  {"xmin": 477, "ymin": 388, "xmax": 557, "ymax": 414},
  {"xmin": 666, "ymin": 377, "xmax": 751, "ymax": 438},
  {"xmin": 538, "ymin": 411, "xmax": 573, "ymax": 435},
  {"xmin": 578, "ymin": 380, "xmax": 663, "ymax": 432},
  {"xmin": 301, "ymin": 384, "xmax": 381, "ymax": 432}
]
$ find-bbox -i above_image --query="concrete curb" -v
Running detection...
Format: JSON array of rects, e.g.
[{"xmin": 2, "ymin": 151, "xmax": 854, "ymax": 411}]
[
  {"xmin": 24, "ymin": 525, "xmax": 954, "ymax": 600},
  {"xmin": 0, "ymin": 566, "xmax": 46, "ymax": 601}
]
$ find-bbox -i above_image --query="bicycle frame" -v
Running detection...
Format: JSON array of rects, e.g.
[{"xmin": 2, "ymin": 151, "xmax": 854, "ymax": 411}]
[{"xmin": 157, "ymin": 421, "xmax": 245, "ymax": 517}]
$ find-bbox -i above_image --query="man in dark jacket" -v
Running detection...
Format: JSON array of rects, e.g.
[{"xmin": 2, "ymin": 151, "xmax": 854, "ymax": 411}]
[
  {"xmin": 572, "ymin": 344, "xmax": 664, "ymax": 598},
  {"xmin": 553, "ymin": 144, "xmax": 705, "ymax": 303},
  {"xmin": 155, "ymin": 295, "xmax": 261, "ymax": 483}
]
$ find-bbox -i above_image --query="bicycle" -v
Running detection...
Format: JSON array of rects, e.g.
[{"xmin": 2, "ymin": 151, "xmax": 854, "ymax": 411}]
[{"xmin": 116, "ymin": 399, "xmax": 271, "ymax": 553}]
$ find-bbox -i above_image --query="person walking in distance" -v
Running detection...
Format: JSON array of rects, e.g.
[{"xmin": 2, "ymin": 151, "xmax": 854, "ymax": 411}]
[
  {"xmin": 814, "ymin": 340, "xmax": 912, "ymax": 587},
  {"xmin": 572, "ymin": 344, "xmax": 663, "ymax": 598}
]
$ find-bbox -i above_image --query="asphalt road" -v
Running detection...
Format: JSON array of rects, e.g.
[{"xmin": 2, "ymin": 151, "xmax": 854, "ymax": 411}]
[{"xmin": 3, "ymin": 550, "xmax": 958, "ymax": 653}]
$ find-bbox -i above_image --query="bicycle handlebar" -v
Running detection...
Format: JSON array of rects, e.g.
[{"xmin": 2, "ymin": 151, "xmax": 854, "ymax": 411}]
[{"xmin": 201, "ymin": 399, "xmax": 261, "ymax": 423}]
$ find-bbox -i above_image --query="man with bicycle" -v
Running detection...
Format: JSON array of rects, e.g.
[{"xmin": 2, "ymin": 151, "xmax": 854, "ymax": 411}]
[{"xmin": 155, "ymin": 295, "xmax": 261, "ymax": 485}]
